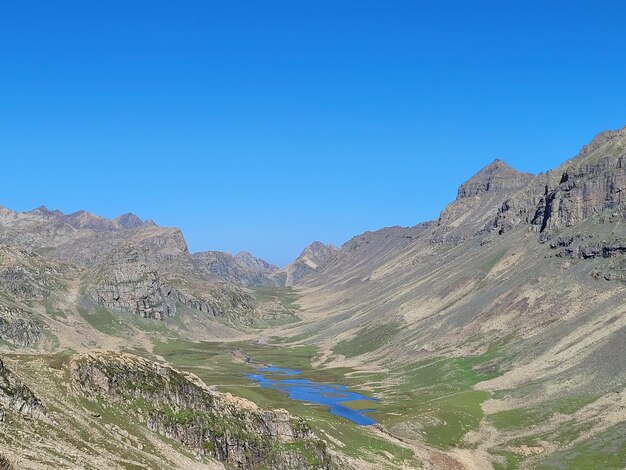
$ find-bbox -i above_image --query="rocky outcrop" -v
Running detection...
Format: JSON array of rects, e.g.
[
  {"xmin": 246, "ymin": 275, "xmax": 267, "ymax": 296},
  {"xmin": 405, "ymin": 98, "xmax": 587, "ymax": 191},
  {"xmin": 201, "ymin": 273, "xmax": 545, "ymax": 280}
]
[
  {"xmin": 531, "ymin": 130, "xmax": 626, "ymax": 233},
  {"xmin": 0, "ymin": 357, "xmax": 47, "ymax": 421},
  {"xmin": 434, "ymin": 159, "xmax": 534, "ymax": 243},
  {"xmin": 456, "ymin": 159, "xmax": 534, "ymax": 199},
  {"xmin": 0, "ymin": 246, "xmax": 64, "ymax": 300},
  {"xmin": 0, "ymin": 454, "xmax": 15, "ymax": 470},
  {"xmin": 548, "ymin": 234, "xmax": 626, "ymax": 260},
  {"xmin": 193, "ymin": 250, "xmax": 280, "ymax": 287},
  {"xmin": 0, "ymin": 305, "xmax": 42, "ymax": 347},
  {"xmin": 90, "ymin": 245, "xmax": 256, "ymax": 323},
  {"xmin": 282, "ymin": 242, "xmax": 337, "ymax": 285},
  {"xmin": 173, "ymin": 286, "xmax": 256, "ymax": 324},
  {"xmin": 93, "ymin": 272, "xmax": 176, "ymax": 319},
  {"xmin": 491, "ymin": 127, "xmax": 626, "ymax": 237},
  {"xmin": 71, "ymin": 353, "xmax": 337, "ymax": 469},
  {"xmin": 90, "ymin": 245, "xmax": 177, "ymax": 319}
]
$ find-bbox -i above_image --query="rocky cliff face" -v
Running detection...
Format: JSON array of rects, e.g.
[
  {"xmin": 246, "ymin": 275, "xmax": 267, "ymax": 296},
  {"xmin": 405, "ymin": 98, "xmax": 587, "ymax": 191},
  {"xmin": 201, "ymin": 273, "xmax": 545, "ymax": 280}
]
[
  {"xmin": 0, "ymin": 306, "xmax": 42, "ymax": 348},
  {"xmin": 71, "ymin": 352, "xmax": 337, "ymax": 469},
  {"xmin": 488, "ymin": 127, "xmax": 626, "ymax": 248},
  {"xmin": 531, "ymin": 128, "xmax": 626, "ymax": 233},
  {"xmin": 0, "ymin": 357, "xmax": 47, "ymax": 421},
  {"xmin": 193, "ymin": 250, "xmax": 281, "ymax": 287},
  {"xmin": 456, "ymin": 159, "xmax": 534, "ymax": 199},
  {"xmin": 90, "ymin": 244, "xmax": 256, "ymax": 323},
  {"xmin": 434, "ymin": 159, "xmax": 534, "ymax": 244},
  {"xmin": 0, "ymin": 246, "xmax": 65, "ymax": 300},
  {"xmin": 89, "ymin": 245, "xmax": 177, "ymax": 319}
]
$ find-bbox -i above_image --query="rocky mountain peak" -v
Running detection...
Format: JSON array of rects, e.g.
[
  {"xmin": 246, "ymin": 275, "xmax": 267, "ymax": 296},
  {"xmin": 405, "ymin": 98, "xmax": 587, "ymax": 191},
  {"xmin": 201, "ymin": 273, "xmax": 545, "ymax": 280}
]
[
  {"xmin": 234, "ymin": 251, "xmax": 278, "ymax": 272},
  {"xmin": 457, "ymin": 159, "xmax": 533, "ymax": 199},
  {"xmin": 25, "ymin": 207, "xmax": 149, "ymax": 232},
  {"xmin": 112, "ymin": 213, "xmax": 144, "ymax": 229},
  {"xmin": 281, "ymin": 241, "xmax": 337, "ymax": 285},
  {"xmin": 28, "ymin": 205, "xmax": 63, "ymax": 217},
  {"xmin": 575, "ymin": 125, "xmax": 626, "ymax": 163},
  {"xmin": 64, "ymin": 210, "xmax": 117, "ymax": 231}
]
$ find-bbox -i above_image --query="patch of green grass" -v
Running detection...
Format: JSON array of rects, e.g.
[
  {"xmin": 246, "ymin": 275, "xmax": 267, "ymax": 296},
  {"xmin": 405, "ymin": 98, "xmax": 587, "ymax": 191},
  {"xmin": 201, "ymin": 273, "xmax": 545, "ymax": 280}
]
[
  {"xmin": 77, "ymin": 306, "xmax": 172, "ymax": 338},
  {"xmin": 492, "ymin": 450, "xmax": 523, "ymax": 470},
  {"xmin": 538, "ymin": 422, "xmax": 626, "ymax": 469},
  {"xmin": 77, "ymin": 307, "xmax": 128, "ymax": 336},
  {"xmin": 489, "ymin": 394, "xmax": 599, "ymax": 432},
  {"xmin": 375, "ymin": 356, "xmax": 498, "ymax": 448},
  {"xmin": 368, "ymin": 335, "xmax": 515, "ymax": 449},
  {"xmin": 333, "ymin": 321, "xmax": 402, "ymax": 358},
  {"xmin": 247, "ymin": 287, "xmax": 301, "ymax": 329},
  {"xmin": 251, "ymin": 287, "xmax": 300, "ymax": 309}
]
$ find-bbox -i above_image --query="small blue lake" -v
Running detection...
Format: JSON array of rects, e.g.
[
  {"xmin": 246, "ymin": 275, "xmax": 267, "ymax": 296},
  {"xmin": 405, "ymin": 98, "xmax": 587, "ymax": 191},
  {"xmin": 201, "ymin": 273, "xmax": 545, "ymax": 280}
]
[{"xmin": 247, "ymin": 366, "xmax": 379, "ymax": 425}]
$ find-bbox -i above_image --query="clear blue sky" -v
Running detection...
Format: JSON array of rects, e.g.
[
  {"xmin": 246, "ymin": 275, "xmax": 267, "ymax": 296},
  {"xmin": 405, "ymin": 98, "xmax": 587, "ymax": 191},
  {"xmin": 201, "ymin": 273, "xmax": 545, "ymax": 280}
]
[{"xmin": 1, "ymin": 1, "xmax": 625, "ymax": 265}]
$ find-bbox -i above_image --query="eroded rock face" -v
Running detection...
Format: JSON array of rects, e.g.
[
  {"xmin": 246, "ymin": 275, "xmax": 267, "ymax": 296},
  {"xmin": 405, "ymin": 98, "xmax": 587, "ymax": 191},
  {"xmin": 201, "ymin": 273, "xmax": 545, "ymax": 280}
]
[
  {"xmin": 0, "ymin": 246, "xmax": 65, "ymax": 300},
  {"xmin": 0, "ymin": 358, "xmax": 47, "ymax": 421},
  {"xmin": 532, "ymin": 156, "xmax": 626, "ymax": 232},
  {"xmin": 193, "ymin": 250, "xmax": 280, "ymax": 287},
  {"xmin": 90, "ymin": 244, "xmax": 256, "ymax": 323},
  {"xmin": 487, "ymin": 127, "xmax": 626, "ymax": 238},
  {"xmin": 432, "ymin": 159, "xmax": 535, "ymax": 244},
  {"xmin": 71, "ymin": 353, "xmax": 337, "ymax": 469},
  {"xmin": 90, "ymin": 245, "xmax": 176, "ymax": 319},
  {"xmin": 0, "ymin": 306, "xmax": 42, "ymax": 348},
  {"xmin": 456, "ymin": 159, "xmax": 534, "ymax": 199}
]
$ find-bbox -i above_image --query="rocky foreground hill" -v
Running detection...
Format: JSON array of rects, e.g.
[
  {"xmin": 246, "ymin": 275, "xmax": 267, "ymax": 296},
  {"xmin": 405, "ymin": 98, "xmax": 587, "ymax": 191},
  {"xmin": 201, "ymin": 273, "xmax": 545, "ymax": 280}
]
[{"xmin": 1, "ymin": 126, "xmax": 626, "ymax": 469}]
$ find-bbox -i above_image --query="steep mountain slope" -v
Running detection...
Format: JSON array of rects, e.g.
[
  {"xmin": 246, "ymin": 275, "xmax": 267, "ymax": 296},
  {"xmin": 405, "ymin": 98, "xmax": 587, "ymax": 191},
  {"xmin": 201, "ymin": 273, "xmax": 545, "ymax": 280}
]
[{"xmin": 284, "ymin": 126, "xmax": 626, "ymax": 468}]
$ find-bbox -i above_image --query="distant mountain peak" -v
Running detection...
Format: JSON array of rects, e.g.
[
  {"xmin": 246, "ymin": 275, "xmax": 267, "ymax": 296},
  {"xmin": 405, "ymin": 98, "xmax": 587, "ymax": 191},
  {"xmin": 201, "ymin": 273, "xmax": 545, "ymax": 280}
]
[
  {"xmin": 573, "ymin": 125, "xmax": 626, "ymax": 164},
  {"xmin": 281, "ymin": 241, "xmax": 337, "ymax": 285},
  {"xmin": 472, "ymin": 159, "xmax": 526, "ymax": 179},
  {"xmin": 28, "ymin": 205, "xmax": 63, "ymax": 216},
  {"xmin": 457, "ymin": 159, "xmax": 533, "ymax": 199},
  {"xmin": 234, "ymin": 251, "xmax": 278, "ymax": 272},
  {"xmin": 113, "ymin": 213, "xmax": 144, "ymax": 229}
]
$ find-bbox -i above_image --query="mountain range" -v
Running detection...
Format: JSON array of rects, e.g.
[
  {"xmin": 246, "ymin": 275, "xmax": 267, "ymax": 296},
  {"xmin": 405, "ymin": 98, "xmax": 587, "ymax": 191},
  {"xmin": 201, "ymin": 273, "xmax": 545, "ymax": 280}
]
[{"xmin": 1, "ymin": 126, "xmax": 626, "ymax": 469}]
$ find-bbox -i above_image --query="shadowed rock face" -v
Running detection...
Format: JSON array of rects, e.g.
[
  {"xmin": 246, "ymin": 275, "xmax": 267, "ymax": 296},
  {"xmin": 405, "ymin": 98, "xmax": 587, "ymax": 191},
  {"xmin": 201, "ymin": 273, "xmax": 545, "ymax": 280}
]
[
  {"xmin": 71, "ymin": 352, "xmax": 338, "ymax": 470},
  {"xmin": 531, "ymin": 128, "xmax": 626, "ymax": 233},
  {"xmin": 0, "ymin": 358, "xmax": 47, "ymax": 421},
  {"xmin": 90, "ymin": 245, "xmax": 256, "ymax": 322},
  {"xmin": 193, "ymin": 250, "xmax": 280, "ymax": 287},
  {"xmin": 0, "ymin": 306, "xmax": 42, "ymax": 348},
  {"xmin": 456, "ymin": 159, "xmax": 534, "ymax": 199}
]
